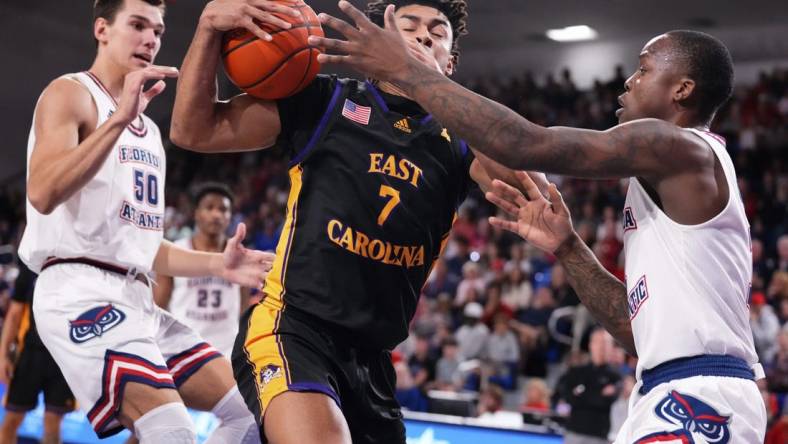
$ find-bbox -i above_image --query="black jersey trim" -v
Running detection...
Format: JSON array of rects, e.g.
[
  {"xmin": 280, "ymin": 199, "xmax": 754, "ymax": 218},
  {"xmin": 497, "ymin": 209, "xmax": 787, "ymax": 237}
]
[
  {"xmin": 364, "ymin": 80, "xmax": 390, "ymax": 113},
  {"xmin": 289, "ymin": 83, "xmax": 343, "ymax": 167}
]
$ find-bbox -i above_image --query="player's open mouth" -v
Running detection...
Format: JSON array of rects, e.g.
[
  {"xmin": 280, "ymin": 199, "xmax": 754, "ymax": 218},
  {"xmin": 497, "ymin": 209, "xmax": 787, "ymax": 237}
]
[{"xmin": 134, "ymin": 54, "xmax": 152, "ymax": 63}]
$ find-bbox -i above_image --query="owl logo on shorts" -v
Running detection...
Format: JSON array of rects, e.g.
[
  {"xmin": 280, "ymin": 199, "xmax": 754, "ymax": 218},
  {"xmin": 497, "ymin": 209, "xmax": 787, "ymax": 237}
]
[
  {"xmin": 69, "ymin": 304, "xmax": 126, "ymax": 344},
  {"xmin": 260, "ymin": 364, "xmax": 283, "ymax": 387},
  {"xmin": 635, "ymin": 390, "xmax": 731, "ymax": 443}
]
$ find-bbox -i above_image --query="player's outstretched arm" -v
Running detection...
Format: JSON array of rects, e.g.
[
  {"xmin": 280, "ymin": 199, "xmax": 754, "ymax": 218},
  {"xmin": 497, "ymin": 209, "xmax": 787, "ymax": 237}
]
[
  {"xmin": 152, "ymin": 223, "xmax": 275, "ymax": 288},
  {"xmin": 486, "ymin": 172, "xmax": 636, "ymax": 355},
  {"xmin": 28, "ymin": 66, "xmax": 177, "ymax": 215},
  {"xmin": 171, "ymin": 0, "xmax": 299, "ymax": 152},
  {"xmin": 311, "ymin": 1, "xmax": 708, "ymax": 181}
]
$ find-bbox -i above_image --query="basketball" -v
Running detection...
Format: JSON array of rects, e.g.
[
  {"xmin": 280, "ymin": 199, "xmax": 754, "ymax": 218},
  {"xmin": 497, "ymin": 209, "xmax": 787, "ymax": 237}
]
[{"xmin": 221, "ymin": 0, "xmax": 323, "ymax": 100}]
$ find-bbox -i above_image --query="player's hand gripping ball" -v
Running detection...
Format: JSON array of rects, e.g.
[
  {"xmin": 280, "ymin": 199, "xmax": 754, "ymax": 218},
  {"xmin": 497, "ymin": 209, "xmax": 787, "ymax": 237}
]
[{"xmin": 222, "ymin": 0, "xmax": 323, "ymax": 100}]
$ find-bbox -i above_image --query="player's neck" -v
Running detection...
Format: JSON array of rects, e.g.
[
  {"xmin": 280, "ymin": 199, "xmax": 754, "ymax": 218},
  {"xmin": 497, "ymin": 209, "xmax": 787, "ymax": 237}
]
[
  {"xmin": 192, "ymin": 233, "xmax": 225, "ymax": 253},
  {"xmin": 88, "ymin": 57, "xmax": 127, "ymax": 100},
  {"xmin": 375, "ymin": 81, "xmax": 412, "ymax": 100}
]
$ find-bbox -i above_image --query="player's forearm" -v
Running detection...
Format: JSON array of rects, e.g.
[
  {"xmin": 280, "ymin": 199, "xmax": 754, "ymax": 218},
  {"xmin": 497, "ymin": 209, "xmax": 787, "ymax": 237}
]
[
  {"xmin": 396, "ymin": 63, "xmax": 549, "ymax": 170},
  {"xmin": 554, "ymin": 233, "xmax": 636, "ymax": 356},
  {"xmin": 0, "ymin": 304, "xmax": 23, "ymax": 356},
  {"xmin": 170, "ymin": 19, "xmax": 224, "ymax": 149},
  {"xmin": 153, "ymin": 240, "xmax": 223, "ymax": 278},
  {"xmin": 27, "ymin": 116, "xmax": 127, "ymax": 215}
]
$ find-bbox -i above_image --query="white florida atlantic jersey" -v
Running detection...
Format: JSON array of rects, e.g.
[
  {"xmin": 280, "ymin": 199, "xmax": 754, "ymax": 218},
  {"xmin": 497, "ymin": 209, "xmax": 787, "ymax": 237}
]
[
  {"xmin": 623, "ymin": 128, "xmax": 758, "ymax": 377},
  {"xmin": 168, "ymin": 237, "xmax": 241, "ymax": 356},
  {"xmin": 19, "ymin": 71, "xmax": 165, "ymax": 273}
]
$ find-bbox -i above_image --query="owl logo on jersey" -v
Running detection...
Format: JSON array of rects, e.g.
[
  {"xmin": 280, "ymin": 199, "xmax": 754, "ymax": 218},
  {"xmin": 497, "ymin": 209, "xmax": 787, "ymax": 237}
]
[
  {"xmin": 635, "ymin": 390, "xmax": 730, "ymax": 443},
  {"xmin": 69, "ymin": 304, "xmax": 126, "ymax": 344},
  {"xmin": 260, "ymin": 364, "xmax": 283, "ymax": 387}
]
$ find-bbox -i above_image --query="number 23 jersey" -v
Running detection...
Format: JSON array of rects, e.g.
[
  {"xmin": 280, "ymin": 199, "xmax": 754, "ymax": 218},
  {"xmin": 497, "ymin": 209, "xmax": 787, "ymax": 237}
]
[
  {"xmin": 266, "ymin": 76, "xmax": 473, "ymax": 349},
  {"xmin": 168, "ymin": 237, "xmax": 240, "ymax": 356}
]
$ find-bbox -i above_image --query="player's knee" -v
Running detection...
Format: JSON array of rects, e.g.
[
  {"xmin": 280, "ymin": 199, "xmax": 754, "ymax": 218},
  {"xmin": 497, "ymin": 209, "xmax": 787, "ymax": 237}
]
[
  {"xmin": 133, "ymin": 402, "xmax": 196, "ymax": 444},
  {"xmin": 205, "ymin": 387, "xmax": 258, "ymax": 444},
  {"xmin": 264, "ymin": 392, "xmax": 350, "ymax": 444}
]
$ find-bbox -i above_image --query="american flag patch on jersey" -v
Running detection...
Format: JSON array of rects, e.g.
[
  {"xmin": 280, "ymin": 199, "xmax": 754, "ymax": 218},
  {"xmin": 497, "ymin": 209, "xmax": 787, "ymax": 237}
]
[{"xmin": 342, "ymin": 99, "xmax": 371, "ymax": 125}]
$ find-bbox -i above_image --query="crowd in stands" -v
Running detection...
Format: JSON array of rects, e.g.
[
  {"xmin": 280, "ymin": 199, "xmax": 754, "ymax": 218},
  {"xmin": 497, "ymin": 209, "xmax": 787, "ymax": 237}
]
[{"xmin": 0, "ymin": 65, "xmax": 786, "ymax": 442}]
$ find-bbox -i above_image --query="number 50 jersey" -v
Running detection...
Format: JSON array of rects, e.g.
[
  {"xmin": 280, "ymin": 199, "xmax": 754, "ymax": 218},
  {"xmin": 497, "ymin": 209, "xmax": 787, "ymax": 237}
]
[
  {"xmin": 169, "ymin": 237, "xmax": 241, "ymax": 357},
  {"xmin": 265, "ymin": 76, "xmax": 474, "ymax": 350}
]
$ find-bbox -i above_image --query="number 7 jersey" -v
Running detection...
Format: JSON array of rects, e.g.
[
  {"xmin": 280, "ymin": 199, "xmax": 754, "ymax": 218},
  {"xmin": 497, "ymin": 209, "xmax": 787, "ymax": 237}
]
[
  {"xmin": 266, "ymin": 76, "xmax": 474, "ymax": 350},
  {"xmin": 20, "ymin": 71, "xmax": 166, "ymax": 274},
  {"xmin": 168, "ymin": 237, "xmax": 241, "ymax": 357}
]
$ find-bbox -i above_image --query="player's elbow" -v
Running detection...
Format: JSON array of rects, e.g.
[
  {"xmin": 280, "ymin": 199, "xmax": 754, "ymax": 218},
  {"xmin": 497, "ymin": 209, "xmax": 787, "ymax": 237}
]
[
  {"xmin": 169, "ymin": 123, "xmax": 200, "ymax": 151},
  {"xmin": 27, "ymin": 184, "xmax": 57, "ymax": 215}
]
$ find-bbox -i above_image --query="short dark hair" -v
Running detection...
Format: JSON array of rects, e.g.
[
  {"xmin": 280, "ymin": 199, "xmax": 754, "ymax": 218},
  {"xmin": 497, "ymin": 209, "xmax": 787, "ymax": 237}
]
[
  {"xmin": 192, "ymin": 182, "xmax": 234, "ymax": 208},
  {"xmin": 94, "ymin": 0, "xmax": 166, "ymax": 24},
  {"xmin": 366, "ymin": 0, "xmax": 468, "ymax": 66},
  {"xmin": 665, "ymin": 30, "xmax": 734, "ymax": 122}
]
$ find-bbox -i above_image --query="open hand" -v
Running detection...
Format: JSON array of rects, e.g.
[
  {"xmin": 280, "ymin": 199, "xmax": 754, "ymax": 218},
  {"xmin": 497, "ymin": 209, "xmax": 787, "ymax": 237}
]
[
  {"xmin": 308, "ymin": 1, "xmax": 419, "ymax": 84},
  {"xmin": 222, "ymin": 222, "xmax": 276, "ymax": 288},
  {"xmin": 486, "ymin": 171, "xmax": 574, "ymax": 253}
]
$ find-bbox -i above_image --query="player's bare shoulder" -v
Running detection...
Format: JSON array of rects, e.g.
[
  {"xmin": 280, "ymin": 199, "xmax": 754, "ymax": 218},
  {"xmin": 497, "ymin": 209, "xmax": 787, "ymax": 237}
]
[{"xmin": 36, "ymin": 76, "xmax": 99, "ymax": 138}]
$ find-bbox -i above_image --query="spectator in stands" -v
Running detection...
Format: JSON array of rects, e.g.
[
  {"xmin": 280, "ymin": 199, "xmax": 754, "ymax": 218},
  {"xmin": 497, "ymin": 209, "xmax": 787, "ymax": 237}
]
[
  {"xmin": 423, "ymin": 259, "xmax": 459, "ymax": 301},
  {"xmin": 553, "ymin": 328, "xmax": 620, "ymax": 444},
  {"xmin": 434, "ymin": 336, "xmax": 462, "ymax": 391},
  {"xmin": 484, "ymin": 313, "xmax": 520, "ymax": 390},
  {"xmin": 751, "ymin": 291, "xmax": 781, "ymax": 362},
  {"xmin": 608, "ymin": 374, "xmax": 635, "ymax": 441},
  {"xmin": 455, "ymin": 262, "xmax": 485, "ymax": 308},
  {"xmin": 520, "ymin": 378, "xmax": 551, "ymax": 413},
  {"xmin": 455, "ymin": 302, "xmax": 489, "ymax": 360},
  {"xmin": 766, "ymin": 329, "xmax": 788, "ymax": 392},
  {"xmin": 500, "ymin": 265, "xmax": 532, "ymax": 311}
]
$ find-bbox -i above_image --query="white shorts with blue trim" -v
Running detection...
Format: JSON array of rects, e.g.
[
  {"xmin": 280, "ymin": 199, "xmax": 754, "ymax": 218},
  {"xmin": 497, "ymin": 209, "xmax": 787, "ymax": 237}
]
[
  {"xmin": 613, "ymin": 374, "xmax": 766, "ymax": 443},
  {"xmin": 33, "ymin": 263, "xmax": 222, "ymax": 438}
]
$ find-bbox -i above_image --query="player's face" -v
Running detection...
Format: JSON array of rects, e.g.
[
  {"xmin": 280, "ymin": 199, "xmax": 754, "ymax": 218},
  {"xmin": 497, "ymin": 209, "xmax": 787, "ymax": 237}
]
[
  {"xmin": 95, "ymin": 0, "xmax": 165, "ymax": 71},
  {"xmin": 195, "ymin": 193, "xmax": 232, "ymax": 237},
  {"xmin": 616, "ymin": 35, "xmax": 681, "ymax": 124},
  {"xmin": 394, "ymin": 5, "xmax": 454, "ymax": 76}
]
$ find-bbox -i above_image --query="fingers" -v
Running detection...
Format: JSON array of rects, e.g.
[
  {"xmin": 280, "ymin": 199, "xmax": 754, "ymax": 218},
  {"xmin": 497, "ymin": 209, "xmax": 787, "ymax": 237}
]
[
  {"xmin": 318, "ymin": 12, "xmax": 361, "ymax": 39},
  {"xmin": 383, "ymin": 4, "xmax": 398, "ymax": 31},
  {"xmin": 227, "ymin": 222, "xmax": 246, "ymax": 251},
  {"xmin": 514, "ymin": 171, "xmax": 543, "ymax": 201},
  {"xmin": 242, "ymin": 16, "xmax": 274, "ymax": 41},
  {"xmin": 547, "ymin": 184, "xmax": 571, "ymax": 216},
  {"xmin": 249, "ymin": 0, "xmax": 300, "ymax": 17},
  {"xmin": 485, "ymin": 191, "xmax": 520, "ymax": 217},
  {"xmin": 142, "ymin": 80, "xmax": 166, "ymax": 101},
  {"xmin": 525, "ymin": 171, "xmax": 550, "ymax": 196},
  {"xmin": 141, "ymin": 65, "xmax": 179, "ymax": 79},
  {"xmin": 491, "ymin": 179, "xmax": 529, "ymax": 208},
  {"xmin": 316, "ymin": 53, "xmax": 351, "ymax": 64},
  {"xmin": 244, "ymin": 5, "xmax": 293, "ymax": 32},
  {"xmin": 489, "ymin": 216, "xmax": 520, "ymax": 235},
  {"xmin": 308, "ymin": 35, "xmax": 351, "ymax": 53},
  {"xmin": 337, "ymin": 0, "xmax": 375, "ymax": 30}
]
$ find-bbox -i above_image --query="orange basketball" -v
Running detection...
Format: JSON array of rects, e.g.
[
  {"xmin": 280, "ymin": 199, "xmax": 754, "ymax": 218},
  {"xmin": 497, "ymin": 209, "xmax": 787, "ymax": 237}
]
[{"xmin": 221, "ymin": 0, "xmax": 323, "ymax": 100}]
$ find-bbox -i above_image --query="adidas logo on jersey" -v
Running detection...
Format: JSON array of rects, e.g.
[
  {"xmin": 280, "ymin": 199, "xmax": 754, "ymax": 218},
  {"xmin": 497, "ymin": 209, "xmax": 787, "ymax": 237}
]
[{"xmin": 394, "ymin": 118, "xmax": 412, "ymax": 133}]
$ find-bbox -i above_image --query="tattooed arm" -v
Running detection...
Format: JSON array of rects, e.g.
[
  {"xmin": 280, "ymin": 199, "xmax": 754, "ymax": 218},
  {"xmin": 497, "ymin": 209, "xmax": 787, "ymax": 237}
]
[
  {"xmin": 312, "ymin": 2, "xmax": 707, "ymax": 180},
  {"xmin": 554, "ymin": 234, "xmax": 635, "ymax": 355},
  {"xmin": 484, "ymin": 172, "xmax": 636, "ymax": 355}
]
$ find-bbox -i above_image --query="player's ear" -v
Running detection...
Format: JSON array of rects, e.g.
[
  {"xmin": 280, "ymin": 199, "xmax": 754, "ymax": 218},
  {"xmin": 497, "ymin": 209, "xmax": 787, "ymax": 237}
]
[
  {"xmin": 94, "ymin": 17, "xmax": 110, "ymax": 45},
  {"xmin": 444, "ymin": 55, "xmax": 456, "ymax": 76},
  {"xmin": 673, "ymin": 77, "xmax": 695, "ymax": 103}
]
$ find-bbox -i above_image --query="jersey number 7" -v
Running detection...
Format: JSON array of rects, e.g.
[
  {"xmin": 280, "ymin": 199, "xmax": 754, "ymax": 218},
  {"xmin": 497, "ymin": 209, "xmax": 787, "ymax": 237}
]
[{"xmin": 377, "ymin": 185, "xmax": 401, "ymax": 226}]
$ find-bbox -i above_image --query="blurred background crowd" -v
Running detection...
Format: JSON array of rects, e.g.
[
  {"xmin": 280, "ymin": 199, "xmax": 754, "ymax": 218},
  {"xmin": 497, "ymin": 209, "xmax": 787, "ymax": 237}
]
[{"xmin": 0, "ymin": 65, "xmax": 786, "ymax": 442}]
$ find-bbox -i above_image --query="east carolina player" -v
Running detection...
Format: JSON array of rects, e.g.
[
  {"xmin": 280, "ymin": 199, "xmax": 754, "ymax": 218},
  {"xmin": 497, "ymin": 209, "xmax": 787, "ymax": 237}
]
[
  {"xmin": 322, "ymin": 12, "xmax": 767, "ymax": 442},
  {"xmin": 157, "ymin": 183, "xmax": 247, "ymax": 357},
  {"xmin": 16, "ymin": 0, "xmax": 289, "ymax": 441},
  {"xmin": 170, "ymin": 1, "xmax": 533, "ymax": 442}
]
